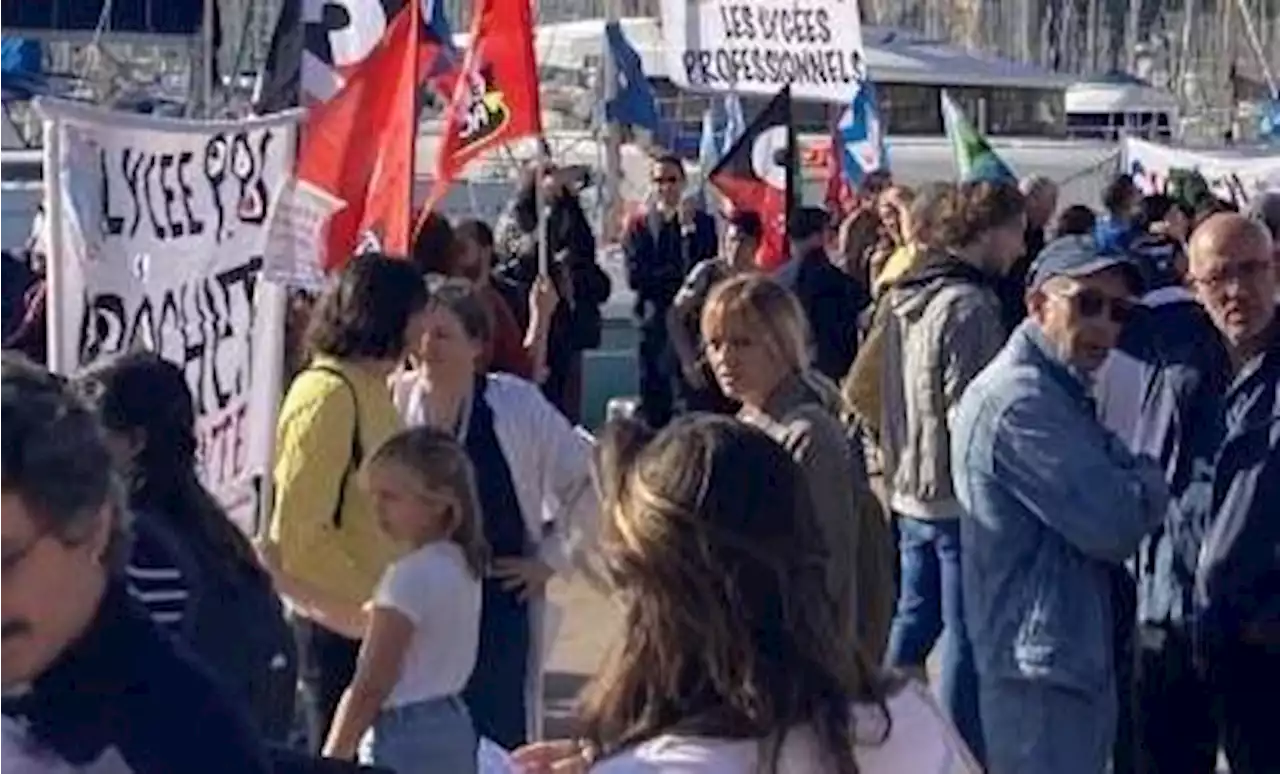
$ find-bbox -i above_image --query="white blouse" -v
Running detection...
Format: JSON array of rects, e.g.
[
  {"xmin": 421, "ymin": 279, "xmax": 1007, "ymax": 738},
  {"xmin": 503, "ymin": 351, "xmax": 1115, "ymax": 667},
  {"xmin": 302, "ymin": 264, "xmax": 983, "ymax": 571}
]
[
  {"xmin": 390, "ymin": 371, "xmax": 599, "ymax": 577},
  {"xmin": 590, "ymin": 681, "xmax": 982, "ymax": 774}
]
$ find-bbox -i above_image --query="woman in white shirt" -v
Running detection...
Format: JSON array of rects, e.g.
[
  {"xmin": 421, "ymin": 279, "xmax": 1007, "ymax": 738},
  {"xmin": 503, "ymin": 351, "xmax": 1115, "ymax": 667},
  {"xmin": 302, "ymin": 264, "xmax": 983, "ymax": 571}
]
[
  {"xmin": 390, "ymin": 277, "xmax": 598, "ymax": 750},
  {"xmin": 513, "ymin": 416, "xmax": 982, "ymax": 774}
]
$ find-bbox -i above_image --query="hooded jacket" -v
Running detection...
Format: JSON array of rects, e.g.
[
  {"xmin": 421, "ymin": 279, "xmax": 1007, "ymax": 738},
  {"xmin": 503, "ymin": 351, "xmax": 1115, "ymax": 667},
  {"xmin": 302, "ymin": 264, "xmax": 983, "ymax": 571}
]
[{"xmin": 879, "ymin": 255, "xmax": 1007, "ymax": 520}]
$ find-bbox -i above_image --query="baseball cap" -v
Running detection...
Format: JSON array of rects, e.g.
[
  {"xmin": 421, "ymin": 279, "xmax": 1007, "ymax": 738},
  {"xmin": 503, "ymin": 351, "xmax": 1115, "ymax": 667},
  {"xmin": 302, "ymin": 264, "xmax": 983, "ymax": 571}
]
[{"xmin": 1027, "ymin": 235, "xmax": 1142, "ymax": 292}]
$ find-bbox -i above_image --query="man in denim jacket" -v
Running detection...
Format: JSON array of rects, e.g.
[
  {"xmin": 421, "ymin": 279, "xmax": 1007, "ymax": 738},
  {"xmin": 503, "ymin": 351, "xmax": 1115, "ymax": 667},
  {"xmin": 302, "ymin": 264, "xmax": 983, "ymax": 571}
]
[{"xmin": 950, "ymin": 236, "xmax": 1169, "ymax": 774}]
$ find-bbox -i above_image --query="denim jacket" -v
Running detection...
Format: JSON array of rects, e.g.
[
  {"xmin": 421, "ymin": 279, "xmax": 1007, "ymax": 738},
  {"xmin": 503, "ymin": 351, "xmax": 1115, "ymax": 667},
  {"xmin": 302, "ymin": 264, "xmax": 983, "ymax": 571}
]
[{"xmin": 950, "ymin": 322, "xmax": 1169, "ymax": 693}]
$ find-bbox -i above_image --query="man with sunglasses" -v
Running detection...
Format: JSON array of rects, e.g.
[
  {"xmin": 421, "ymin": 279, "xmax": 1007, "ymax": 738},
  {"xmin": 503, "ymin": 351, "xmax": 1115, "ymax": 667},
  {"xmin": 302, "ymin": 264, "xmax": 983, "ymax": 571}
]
[
  {"xmin": 1186, "ymin": 213, "xmax": 1279, "ymax": 772},
  {"xmin": 950, "ymin": 236, "xmax": 1168, "ymax": 774},
  {"xmin": 622, "ymin": 154, "xmax": 717, "ymax": 429}
]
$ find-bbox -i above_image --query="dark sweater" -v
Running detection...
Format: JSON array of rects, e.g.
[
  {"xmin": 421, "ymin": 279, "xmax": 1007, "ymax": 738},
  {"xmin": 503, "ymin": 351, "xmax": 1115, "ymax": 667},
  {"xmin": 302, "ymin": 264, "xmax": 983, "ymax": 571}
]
[{"xmin": 1, "ymin": 583, "xmax": 270, "ymax": 774}]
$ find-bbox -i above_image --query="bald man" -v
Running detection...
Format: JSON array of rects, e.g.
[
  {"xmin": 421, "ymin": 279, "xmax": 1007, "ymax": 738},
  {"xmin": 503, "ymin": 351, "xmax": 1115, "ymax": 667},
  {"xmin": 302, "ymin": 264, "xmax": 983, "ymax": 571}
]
[{"xmin": 1187, "ymin": 213, "xmax": 1279, "ymax": 772}]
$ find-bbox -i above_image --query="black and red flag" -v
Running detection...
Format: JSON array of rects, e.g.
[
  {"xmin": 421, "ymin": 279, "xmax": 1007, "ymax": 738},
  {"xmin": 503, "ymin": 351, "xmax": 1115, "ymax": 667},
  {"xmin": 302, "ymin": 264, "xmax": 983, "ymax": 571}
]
[
  {"xmin": 708, "ymin": 85, "xmax": 795, "ymax": 271},
  {"xmin": 258, "ymin": 0, "xmax": 463, "ymax": 269}
]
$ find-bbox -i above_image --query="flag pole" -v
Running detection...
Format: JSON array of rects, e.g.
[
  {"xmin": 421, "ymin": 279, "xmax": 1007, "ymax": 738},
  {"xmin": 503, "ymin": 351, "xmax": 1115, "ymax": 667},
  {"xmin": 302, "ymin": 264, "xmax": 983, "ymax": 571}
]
[
  {"xmin": 784, "ymin": 85, "xmax": 795, "ymax": 250},
  {"xmin": 601, "ymin": 0, "xmax": 623, "ymax": 244},
  {"xmin": 537, "ymin": 151, "xmax": 550, "ymax": 278}
]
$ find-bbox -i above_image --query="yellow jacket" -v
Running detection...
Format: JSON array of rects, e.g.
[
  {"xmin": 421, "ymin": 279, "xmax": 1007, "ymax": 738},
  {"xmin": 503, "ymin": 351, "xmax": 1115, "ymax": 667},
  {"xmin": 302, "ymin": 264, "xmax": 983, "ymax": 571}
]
[
  {"xmin": 873, "ymin": 244, "xmax": 925, "ymax": 296},
  {"xmin": 269, "ymin": 356, "xmax": 404, "ymax": 605}
]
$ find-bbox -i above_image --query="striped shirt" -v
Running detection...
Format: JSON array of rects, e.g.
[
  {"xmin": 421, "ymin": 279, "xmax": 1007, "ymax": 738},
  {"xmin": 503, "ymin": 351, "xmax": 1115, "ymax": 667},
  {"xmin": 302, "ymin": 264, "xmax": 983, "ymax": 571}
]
[{"xmin": 126, "ymin": 518, "xmax": 194, "ymax": 635}]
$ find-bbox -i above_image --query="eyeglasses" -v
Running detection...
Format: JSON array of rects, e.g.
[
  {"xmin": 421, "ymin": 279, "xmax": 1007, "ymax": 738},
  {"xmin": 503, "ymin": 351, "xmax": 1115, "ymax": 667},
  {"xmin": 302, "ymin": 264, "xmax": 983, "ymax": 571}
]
[
  {"xmin": 651, "ymin": 176, "xmax": 679, "ymax": 185},
  {"xmin": 1187, "ymin": 259, "xmax": 1270, "ymax": 292},
  {"xmin": 1049, "ymin": 287, "xmax": 1134, "ymax": 325}
]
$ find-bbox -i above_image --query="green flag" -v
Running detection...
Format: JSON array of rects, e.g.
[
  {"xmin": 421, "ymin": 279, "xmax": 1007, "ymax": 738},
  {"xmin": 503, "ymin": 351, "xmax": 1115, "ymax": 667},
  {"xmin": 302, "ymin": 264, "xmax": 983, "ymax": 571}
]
[{"xmin": 941, "ymin": 90, "xmax": 1016, "ymax": 184}]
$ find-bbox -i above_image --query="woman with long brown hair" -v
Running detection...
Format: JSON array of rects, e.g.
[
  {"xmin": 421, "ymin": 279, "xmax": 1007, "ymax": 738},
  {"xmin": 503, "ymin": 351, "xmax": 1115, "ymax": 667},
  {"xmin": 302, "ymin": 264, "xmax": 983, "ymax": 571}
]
[
  {"xmin": 701, "ymin": 274, "xmax": 895, "ymax": 664},
  {"xmin": 514, "ymin": 415, "xmax": 980, "ymax": 773}
]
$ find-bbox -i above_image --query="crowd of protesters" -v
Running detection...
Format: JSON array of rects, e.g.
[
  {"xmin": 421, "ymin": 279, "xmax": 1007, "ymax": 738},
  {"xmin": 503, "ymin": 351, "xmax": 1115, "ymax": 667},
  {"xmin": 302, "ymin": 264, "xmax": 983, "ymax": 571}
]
[{"xmin": 2, "ymin": 156, "xmax": 1278, "ymax": 774}]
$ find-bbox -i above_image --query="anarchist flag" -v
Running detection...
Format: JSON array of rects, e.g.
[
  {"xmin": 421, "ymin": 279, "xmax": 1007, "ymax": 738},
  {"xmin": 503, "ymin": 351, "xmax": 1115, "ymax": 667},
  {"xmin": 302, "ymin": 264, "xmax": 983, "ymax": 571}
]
[
  {"xmin": 709, "ymin": 85, "xmax": 794, "ymax": 271},
  {"xmin": 423, "ymin": 0, "xmax": 542, "ymax": 214},
  {"xmin": 295, "ymin": 0, "xmax": 421, "ymax": 266}
]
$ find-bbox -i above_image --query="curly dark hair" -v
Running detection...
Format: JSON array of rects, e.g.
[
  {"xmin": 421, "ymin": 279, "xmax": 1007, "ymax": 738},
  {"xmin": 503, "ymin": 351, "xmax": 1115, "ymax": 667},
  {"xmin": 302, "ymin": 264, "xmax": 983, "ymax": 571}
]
[
  {"xmin": 306, "ymin": 253, "xmax": 430, "ymax": 361},
  {"xmin": 2, "ymin": 352, "xmax": 131, "ymax": 570},
  {"xmin": 933, "ymin": 179, "xmax": 1027, "ymax": 248}
]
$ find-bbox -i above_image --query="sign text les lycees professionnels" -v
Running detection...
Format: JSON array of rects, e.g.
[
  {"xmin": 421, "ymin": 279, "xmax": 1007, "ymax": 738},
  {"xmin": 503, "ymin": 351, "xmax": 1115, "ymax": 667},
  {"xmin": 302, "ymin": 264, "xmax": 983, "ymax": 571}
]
[{"xmin": 660, "ymin": 0, "xmax": 867, "ymax": 103}]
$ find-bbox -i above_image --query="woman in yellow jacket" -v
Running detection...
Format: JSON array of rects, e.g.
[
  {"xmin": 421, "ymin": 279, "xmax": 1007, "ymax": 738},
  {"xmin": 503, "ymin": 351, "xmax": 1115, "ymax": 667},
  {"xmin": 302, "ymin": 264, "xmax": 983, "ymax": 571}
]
[{"xmin": 267, "ymin": 253, "xmax": 431, "ymax": 751}]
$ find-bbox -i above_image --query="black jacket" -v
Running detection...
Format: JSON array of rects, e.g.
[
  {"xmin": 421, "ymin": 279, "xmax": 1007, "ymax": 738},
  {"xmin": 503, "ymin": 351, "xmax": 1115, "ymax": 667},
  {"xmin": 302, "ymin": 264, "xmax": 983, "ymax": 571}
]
[
  {"xmin": 1, "ymin": 583, "xmax": 271, "ymax": 774},
  {"xmin": 623, "ymin": 207, "xmax": 717, "ymax": 330},
  {"xmin": 775, "ymin": 248, "xmax": 870, "ymax": 382}
]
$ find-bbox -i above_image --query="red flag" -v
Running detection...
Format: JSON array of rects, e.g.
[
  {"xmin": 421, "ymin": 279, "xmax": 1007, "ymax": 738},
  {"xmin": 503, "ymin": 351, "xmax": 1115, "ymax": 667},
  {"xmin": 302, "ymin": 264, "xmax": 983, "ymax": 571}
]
[
  {"xmin": 824, "ymin": 116, "xmax": 856, "ymax": 219},
  {"xmin": 423, "ymin": 0, "xmax": 542, "ymax": 214},
  {"xmin": 709, "ymin": 86, "xmax": 793, "ymax": 271},
  {"xmin": 295, "ymin": 0, "xmax": 420, "ymax": 270}
]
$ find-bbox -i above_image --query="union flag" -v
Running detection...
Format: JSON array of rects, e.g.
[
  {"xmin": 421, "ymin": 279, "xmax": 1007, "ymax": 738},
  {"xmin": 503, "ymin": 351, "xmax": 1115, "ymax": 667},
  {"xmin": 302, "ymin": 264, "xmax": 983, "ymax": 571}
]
[{"xmin": 423, "ymin": 0, "xmax": 542, "ymax": 214}]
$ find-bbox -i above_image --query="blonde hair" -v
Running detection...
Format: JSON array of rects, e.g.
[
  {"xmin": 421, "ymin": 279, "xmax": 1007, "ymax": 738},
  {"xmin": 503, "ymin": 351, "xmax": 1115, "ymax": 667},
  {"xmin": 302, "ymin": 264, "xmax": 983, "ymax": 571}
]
[
  {"xmin": 364, "ymin": 427, "xmax": 488, "ymax": 578},
  {"xmin": 580, "ymin": 415, "xmax": 890, "ymax": 773},
  {"xmin": 700, "ymin": 274, "xmax": 810, "ymax": 373}
]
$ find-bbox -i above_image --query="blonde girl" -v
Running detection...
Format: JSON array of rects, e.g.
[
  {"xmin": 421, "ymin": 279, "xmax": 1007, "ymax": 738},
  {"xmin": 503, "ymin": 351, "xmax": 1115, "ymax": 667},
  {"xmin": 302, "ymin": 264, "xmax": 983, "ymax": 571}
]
[{"xmin": 262, "ymin": 428, "xmax": 487, "ymax": 773}]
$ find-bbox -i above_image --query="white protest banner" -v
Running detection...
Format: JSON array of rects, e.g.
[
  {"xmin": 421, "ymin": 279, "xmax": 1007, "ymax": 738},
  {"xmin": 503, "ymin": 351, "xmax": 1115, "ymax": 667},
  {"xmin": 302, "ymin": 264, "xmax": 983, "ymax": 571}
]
[
  {"xmin": 1123, "ymin": 138, "xmax": 1280, "ymax": 206},
  {"xmin": 36, "ymin": 98, "xmax": 299, "ymax": 534},
  {"xmin": 263, "ymin": 178, "xmax": 345, "ymax": 292},
  {"xmin": 659, "ymin": 0, "xmax": 866, "ymax": 103}
]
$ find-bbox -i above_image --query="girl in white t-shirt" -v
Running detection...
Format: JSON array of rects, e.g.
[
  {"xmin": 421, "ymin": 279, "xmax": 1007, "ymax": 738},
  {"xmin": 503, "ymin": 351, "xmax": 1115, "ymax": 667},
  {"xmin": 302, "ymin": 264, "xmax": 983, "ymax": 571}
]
[
  {"xmin": 512, "ymin": 416, "xmax": 982, "ymax": 774},
  {"xmin": 268, "ymin": 427, "xmax": 486, "ymax": 773}
]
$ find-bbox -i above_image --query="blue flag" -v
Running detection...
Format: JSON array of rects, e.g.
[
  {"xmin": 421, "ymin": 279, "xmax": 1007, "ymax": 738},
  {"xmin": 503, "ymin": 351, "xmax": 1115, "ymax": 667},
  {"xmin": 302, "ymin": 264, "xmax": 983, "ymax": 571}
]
[
  {"xmin": 837, "ymin": 79, "xmax": 890, "ymax": 190},
  {"xmin": 604, "ymin": 21, "xmax": 662, "ymax": 140}
]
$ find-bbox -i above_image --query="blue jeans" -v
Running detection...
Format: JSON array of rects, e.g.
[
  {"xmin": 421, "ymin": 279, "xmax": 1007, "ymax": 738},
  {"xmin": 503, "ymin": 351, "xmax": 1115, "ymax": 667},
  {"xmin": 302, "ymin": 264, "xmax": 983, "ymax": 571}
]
[
  {"xmin": 360, "ymin": 696, "xmax": 477, "ymax": 774},
  {"xmin": 885, "ymin": 515, "xmax": 984, "ymax": 763},
  {"xmin": 980, "ymin": 677, "xmax": 1116, "ymax": 774}
]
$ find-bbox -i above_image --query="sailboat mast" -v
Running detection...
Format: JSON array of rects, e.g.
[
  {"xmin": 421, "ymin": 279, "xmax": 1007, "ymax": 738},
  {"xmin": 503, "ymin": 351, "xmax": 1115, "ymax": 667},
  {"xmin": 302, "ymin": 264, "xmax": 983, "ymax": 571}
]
[{"xmin": 200, "ymin": 0, "xmax": 216, "ymax": 116}]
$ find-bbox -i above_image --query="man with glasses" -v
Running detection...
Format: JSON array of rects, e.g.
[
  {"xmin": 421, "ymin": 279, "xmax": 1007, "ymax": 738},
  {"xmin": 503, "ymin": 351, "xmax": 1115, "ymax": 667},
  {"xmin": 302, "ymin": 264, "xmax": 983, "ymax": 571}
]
[
  {"xmin": 1, "ymin": 354, "xmax": 270, "ymax": 772},
  {"xmin": 1186, "ymin": 213, "xmax": 1279, "ymax": 772},
  {"xmin": 950, "ymin": 237, "xmax": 1168, "ymax": 774},
  {"xmin": 622, "ymin": 154, "xmax": 717, "ymax": 429}
]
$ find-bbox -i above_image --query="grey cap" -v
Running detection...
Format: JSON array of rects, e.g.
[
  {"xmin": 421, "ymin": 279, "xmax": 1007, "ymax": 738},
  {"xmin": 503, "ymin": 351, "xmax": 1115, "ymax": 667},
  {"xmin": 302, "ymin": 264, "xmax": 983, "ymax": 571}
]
[{"xmin": 1027, "ymin": 235, "xmax": 1143, "ymax": 292}]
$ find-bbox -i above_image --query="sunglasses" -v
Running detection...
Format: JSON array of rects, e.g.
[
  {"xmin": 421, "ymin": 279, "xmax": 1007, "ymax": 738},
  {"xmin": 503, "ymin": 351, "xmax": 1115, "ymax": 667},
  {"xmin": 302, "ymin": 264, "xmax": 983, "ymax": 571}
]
[
  {"xmin": 651, "ymin": 176, "xmax": 680, "ymax": 184},
  {"xmin": 1050, "ymin": 287, "xmax": 1134, "ymax": 324}
]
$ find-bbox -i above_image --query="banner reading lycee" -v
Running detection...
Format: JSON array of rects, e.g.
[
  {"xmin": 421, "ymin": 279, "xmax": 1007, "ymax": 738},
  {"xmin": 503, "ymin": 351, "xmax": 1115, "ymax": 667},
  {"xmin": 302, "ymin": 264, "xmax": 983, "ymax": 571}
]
[{"xmin": 36, "ymin": 98, "xmax": 296, "ymax": 533}]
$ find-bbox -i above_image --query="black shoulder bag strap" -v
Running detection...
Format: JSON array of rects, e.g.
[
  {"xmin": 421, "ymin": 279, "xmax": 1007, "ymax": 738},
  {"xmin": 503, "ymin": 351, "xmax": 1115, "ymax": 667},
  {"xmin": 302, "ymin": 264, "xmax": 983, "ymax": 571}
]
[{"xmin": 305, "ymin": 365, "xmax": 363, "ymax": 529}]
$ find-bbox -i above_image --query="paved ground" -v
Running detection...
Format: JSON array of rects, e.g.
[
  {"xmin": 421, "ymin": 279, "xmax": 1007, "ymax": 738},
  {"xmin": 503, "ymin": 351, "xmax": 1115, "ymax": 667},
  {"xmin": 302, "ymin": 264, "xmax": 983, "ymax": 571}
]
[{"xmin": 541, "ymin": 577, "xmax": 622, "ymax": 738}]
